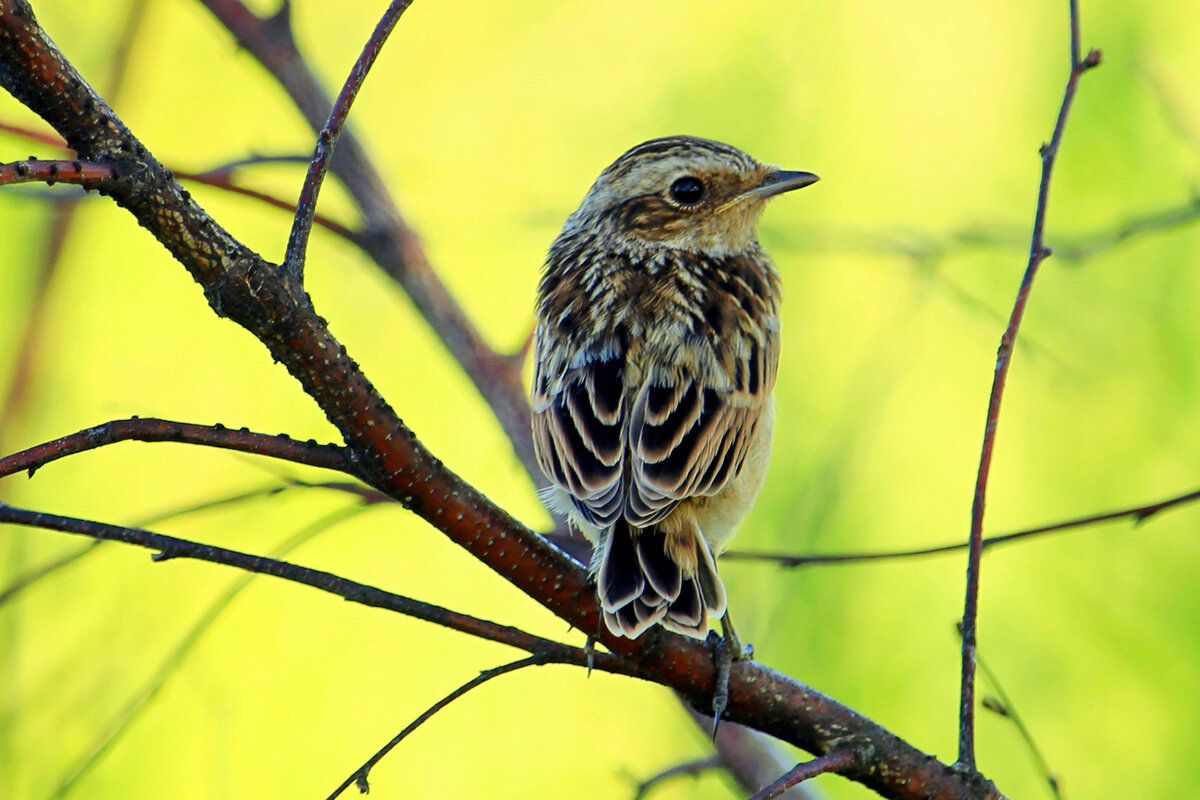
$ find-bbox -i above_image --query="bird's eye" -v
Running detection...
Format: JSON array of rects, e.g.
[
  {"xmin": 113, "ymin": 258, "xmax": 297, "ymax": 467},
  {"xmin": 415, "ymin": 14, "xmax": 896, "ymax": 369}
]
[{"xmin": 669, "ymin": 176, "xmax": 706, "ymax": 206}]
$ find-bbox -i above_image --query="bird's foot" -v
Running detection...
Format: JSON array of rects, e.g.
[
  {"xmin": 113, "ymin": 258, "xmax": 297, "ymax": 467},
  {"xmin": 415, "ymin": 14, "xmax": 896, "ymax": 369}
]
[{"xmin": 709, "ymin": 615, "xmax": 752, "ymax": 738}]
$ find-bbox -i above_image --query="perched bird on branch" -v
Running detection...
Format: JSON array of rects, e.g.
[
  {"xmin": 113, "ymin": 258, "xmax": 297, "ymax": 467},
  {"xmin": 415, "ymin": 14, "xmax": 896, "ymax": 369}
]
[{"xmin": 532, "ymin": 135, "xmax": 817, "ymax": 642}]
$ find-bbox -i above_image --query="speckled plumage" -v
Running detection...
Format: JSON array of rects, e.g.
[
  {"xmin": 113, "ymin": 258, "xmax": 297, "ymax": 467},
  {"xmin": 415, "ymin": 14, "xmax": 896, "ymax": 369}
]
[{"xmin": 531, "ymin": 136, "xmax": 816, "ymax": 639}]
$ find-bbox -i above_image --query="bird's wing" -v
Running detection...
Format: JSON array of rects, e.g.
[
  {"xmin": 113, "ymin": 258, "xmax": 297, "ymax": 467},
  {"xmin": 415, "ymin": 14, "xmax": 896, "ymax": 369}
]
[
  {"xmin": 531, "ymin": 336, "xmax": 627, "ymax": 528},
  {"xmin": 626, "ymin": 335, "xmax": 777, "ymax": 526}
]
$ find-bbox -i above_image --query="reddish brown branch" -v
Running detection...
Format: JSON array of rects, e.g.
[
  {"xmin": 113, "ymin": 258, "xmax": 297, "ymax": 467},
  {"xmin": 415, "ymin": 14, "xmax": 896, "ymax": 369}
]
[
  {"xmin": 0, "ymin": 156, "xmax": 113, "ymax": 187},
  {"xmin": 958, "ymin": 0, "xmax": 1101, "ymax": 767},
  {"xmin": 177, "ymin": 167, "xmax": 358, "ymax": 240},
  {"xmin": 726, "ymin": 483, "xmax": 1200, "ymax": 567},
  {"xmin": 749, "ymin": 750, "xmax": 860, "ymax": 800},
  {"xmin": 0, "ymin": 417, "xmax": 352, "ymax": 479},
  {"xmin": 284, "ymin": 0, "xmax": 412, "ymax": 279},
  {"xmin": 0, "ymin": 118, "xmax": 62, "ymax": 146},
  {"xmin": 0, "ymin": 121, "xmax": 359, "ymax": 238}
]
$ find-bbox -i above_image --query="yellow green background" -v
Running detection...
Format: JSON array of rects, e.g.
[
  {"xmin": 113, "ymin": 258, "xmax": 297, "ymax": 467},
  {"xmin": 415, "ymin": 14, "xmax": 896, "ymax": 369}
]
[{"xmin": 3, "ymin": 0, "xmax": 1199, "ymax": 797}]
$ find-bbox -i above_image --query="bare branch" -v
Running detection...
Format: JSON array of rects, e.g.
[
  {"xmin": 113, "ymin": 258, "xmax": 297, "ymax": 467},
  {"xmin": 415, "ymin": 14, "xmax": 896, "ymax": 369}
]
[
  {"xmin": 958, "ymin": 0, "xmax": 1101, "ymax": 767},
  {"xmin": 0, "ymin": 417, "xmax": 353, "ymax": 480},
  {"xmin": 0, "ymin": 501, "xmax": 631, "ymax": 676},
  {"xmin": 725, "ymin": 483, "xmax": 1200, "ymax": 567},
  {"xmin": 177, "ymin": 166, "xmax": 359, "ymax": 240},
  {"xmin": 977, "ymin": 654, "xmax": 1062, "ymax": 800},
  {"xmin": 629, "ymin": 756, "xmax": 723, "ymax": 800},
  {"xmin": 328, "ymin": 656, "xmax": 558, "ymax": 800},
  {"xmin": 0, "ymin": 479, "xmax": 388, "ymax": 608},
  {"xmin": 0, "ymin": 118, "xmax": 64, "ymax": 147},
  {"xmin": 748, "ymin": 750, "xmax": 860, "ymax": 800},
  {"xmin": 195, "ymin": 152, "xmax": 312, "ymax": 176},
  {"xmin": 283, "ymin": 0, "xmax": 412, "ymax": 279},
  {"xmin": 0, "ymin": 122, "xmax": 360, "ymax": 238},
  {"xmin": 0, "ymin": 540, "xmax": 99, "ymax": 608},
  {"xmin": 0, "ymin": 156, "xmax": 113, "ymax": 187}
]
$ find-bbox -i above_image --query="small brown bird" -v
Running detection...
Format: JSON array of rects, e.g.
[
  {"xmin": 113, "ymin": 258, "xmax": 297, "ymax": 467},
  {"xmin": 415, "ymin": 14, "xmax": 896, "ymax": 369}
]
[{"xmin": 532, "ymin": 136, "xmax": 817, "ymax": 640}]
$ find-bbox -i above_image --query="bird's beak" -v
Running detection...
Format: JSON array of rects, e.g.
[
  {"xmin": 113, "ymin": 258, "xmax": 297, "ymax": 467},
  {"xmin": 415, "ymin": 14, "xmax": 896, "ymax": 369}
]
[{"xmin": 742, "ymin": 170, "xmax": 820, "ymax": 201}]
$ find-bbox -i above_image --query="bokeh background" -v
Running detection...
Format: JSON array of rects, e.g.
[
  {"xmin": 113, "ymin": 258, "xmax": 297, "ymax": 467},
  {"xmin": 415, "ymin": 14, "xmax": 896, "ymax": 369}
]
[{"xmin": 2, "ymin": 0, "xmax": 1199, "ymax": 798}]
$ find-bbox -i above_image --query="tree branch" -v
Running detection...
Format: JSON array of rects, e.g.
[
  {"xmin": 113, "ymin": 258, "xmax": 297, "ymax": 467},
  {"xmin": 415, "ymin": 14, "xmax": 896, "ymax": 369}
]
[
  {"xmin": 327, "ymin": 656, "xmax": 558, "ymax": 800},
  {"xmin": 283, "ymin": 0, "xmax": 411, "ymax": 279},
  {"xmin": 958, "ymin": 0, "xmax": 1101, "ymax": 767},
  {"xmin": 725, "ymin": 483, "xmax": 1200, "ymax": 567},
  {"xmin": 0, "ymin": 156, "xmax": 113, "ymax": 187},
  {"xmin": 0, "ymin": 501, "xmax": 632, "ymax": 676},
  {"xmin": 630, "ymin": 756, "xmax": 723, "ymax": 800},
  {"xmin": 748, "ymin": 749, "xmax": 861, "ymax": 800},
  {"xmin": 0, "ymin": 417, "xmax": 352, "ymax": 479}
]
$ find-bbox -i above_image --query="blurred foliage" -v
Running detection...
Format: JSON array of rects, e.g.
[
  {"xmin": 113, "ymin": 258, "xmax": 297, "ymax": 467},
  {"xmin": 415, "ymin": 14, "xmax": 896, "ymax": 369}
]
[{"xmin": 2, "ymin": 0, "xmax": 1199, "ymax": 798}]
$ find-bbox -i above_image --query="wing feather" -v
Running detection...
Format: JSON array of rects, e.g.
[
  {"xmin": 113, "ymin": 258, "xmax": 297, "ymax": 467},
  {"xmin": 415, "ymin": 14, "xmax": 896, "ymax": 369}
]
[
  {"xmin": 532, "ymin": 345, "xmax": 627, "ymax": 528},
  {"xmin": 626, "ymin": 334, "xmax": 778, "ymax": 526}
]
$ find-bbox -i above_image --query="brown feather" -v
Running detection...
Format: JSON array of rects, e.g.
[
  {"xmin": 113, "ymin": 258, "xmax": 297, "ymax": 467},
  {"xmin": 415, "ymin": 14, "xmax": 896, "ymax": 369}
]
[{"xmin": 530, "ymin": 135, "xmax": 808, "ymax": 639}]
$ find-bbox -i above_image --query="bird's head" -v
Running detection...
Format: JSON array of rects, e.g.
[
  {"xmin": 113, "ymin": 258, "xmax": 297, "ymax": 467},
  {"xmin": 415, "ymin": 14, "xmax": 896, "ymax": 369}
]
[{"xmin": 564, "ymin": 136, "xmax": 818, "ymax": 256}]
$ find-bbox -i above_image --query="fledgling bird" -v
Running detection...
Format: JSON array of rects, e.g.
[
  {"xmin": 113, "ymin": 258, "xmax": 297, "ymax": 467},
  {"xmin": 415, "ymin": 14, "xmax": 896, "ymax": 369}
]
[{"xmin": 532, "ymin": 136, "xmax": 817, "ymax": 640}]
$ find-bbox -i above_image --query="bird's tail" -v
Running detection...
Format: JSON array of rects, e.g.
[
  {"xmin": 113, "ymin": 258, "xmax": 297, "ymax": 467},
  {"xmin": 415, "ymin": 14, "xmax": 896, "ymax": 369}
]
[{"xmin": 595, "ymin": 517, "xmax": 727, "ymax": 639}]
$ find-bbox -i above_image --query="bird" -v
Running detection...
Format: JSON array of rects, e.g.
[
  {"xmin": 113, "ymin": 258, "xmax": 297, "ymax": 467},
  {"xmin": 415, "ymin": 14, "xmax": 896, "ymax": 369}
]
[{"xmin": 531, "ymin": 135, "xmax": 817, "ymax": 642}]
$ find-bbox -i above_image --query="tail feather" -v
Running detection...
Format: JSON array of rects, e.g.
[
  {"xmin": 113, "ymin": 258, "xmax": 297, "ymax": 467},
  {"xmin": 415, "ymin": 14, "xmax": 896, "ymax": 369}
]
[
  {"xmin": 596, "ymin": 519, "xmax": 643, "ymax": 611},
  {"xmin": 693, "ymin": 529, "xmax": 727, "ymax": 619},
  {"xmin": 596, "ymin": 519, "xmax": 726, "ymax": 640},
  {"xmin": 635, "ymin": 532, "xmax": 683, "ymax": 602}
]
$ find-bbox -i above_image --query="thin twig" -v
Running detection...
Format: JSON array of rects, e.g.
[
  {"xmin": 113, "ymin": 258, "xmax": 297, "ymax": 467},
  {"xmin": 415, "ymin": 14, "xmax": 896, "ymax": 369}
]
[
  {"xmin": 629, "ymin": 756, "xmax": 723, "ymax": 800},
  {"xmin": 0, "ymin": 123, "xmax": 360, "ymax": 238},
  {"xmin": 283, "ymin": 0, "xmax": 413, "ymax": 280},
  {"xmin": 0, "ymin": 479, "xmax": 389, "ymax": 608},
  {"xmin": 0, "ymin": 156, "xmax": 114, "ymax": 187},
  {"xmin": 977, "ymin": 656, "xmax": 1062, "ymax": 800},
  {"xmin": 748, "ymin": 750, "xmax": 858, "ymax": 800},
  {"xmin": 0, "ymin": 119, "xmax": 66, "ymax": 147},
  {"xmin": 0, "ymin": 417, "xmax": 352, "ymax": 480},
  {"xmin": 958, "ymin": 0, "xmax": 1101, "ymax": 767},
  {"xmin": 177, "ymin": 167, "xmax": 359, "ymax": 240},
  {"xmin": 0, "ymin": 540, "xmax": 100, "ymax": 608},
  {"xmin": 327, "ymin": 655, "xmax": 556, "ymax": 799},
  {"xmin": 0, "ymin": 501, "xmax": 632, "ymax": 677},
  {"xmin": 725, "ymin": 483, "xmax": 1200, "ymax": 567},
  {"xmin": 196, "ymin": 152, "xmax": 312, "ymax": 176},
  {"xmin": 681, "ymin": 706, "xmax": 826, "ymax": 800}
]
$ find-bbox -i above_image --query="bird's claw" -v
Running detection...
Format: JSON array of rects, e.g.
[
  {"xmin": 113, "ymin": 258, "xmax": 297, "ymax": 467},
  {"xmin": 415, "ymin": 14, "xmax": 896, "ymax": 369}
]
[{"xmin": 708, "ymin": 631, "xmax": 732, "ymax": 738}]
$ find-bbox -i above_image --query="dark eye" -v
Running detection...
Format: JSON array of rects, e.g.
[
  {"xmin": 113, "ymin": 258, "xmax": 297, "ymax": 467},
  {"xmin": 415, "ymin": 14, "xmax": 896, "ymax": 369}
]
[{"xmin": 669, "ymin": 176, "xmax": 705, "ymax": 205}]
